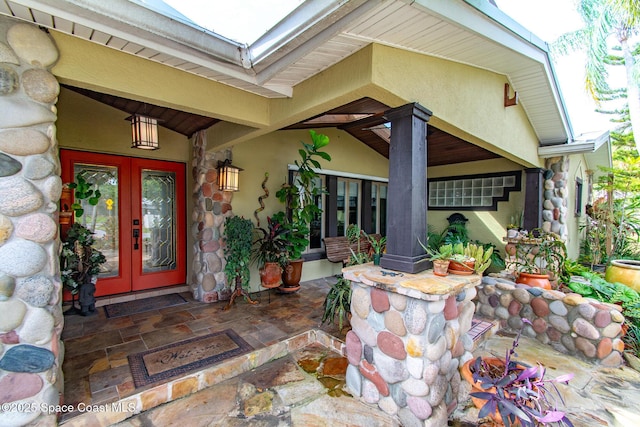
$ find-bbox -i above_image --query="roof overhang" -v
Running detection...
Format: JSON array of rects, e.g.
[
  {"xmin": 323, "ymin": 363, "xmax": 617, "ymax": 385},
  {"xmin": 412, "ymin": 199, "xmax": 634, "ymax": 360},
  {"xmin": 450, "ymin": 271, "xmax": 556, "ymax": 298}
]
[{"xmin": 538, "ymin": 130, "xmax": 612, "ymax": 177}]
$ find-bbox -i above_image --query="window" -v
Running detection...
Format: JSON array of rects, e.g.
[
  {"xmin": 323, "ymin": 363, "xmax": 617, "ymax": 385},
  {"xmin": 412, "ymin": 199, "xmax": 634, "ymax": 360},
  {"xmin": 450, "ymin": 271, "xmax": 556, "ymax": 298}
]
[
  {"xmin": 286, "ymin": 166, "xmax": 387, "ymax": 258},
  {"xmin": 427, "ymin": 171, "xmax": 521, "ymax": 210},
  {"xmin": 337, "ymin": 178, "xmax": 360, "ymax": 236},
  {"xmin": 575, "ymin": 178, "xmax": 583, "ymax": 217}
]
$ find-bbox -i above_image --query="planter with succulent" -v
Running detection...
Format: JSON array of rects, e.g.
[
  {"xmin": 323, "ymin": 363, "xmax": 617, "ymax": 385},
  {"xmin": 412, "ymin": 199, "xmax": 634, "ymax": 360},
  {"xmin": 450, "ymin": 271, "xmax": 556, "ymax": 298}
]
[
  {"xmin": 223, "ymin": 215, "xmax": 258, "ymax": 310},
  {"xmin": 61, "ymin": 223, "xmax": 106, "ymax": 316},
  {"xmin": 253, "ymin": 215, "xmax": 290, "ymax": 289},
  {"xmin": 447, "ymin": 242, "xmax": 493, "ymax": 276},
  {"xmin": 420, "ymin": 242, "xmax": 453, "ymax": 276},
  {"xmin": 366, "ymin": 232, "xmax": 386, "ymax": 266},
  {"xmin": 461, "ymin": 318, "xmax": 573, "ymax": 426},
  {"xmin": 276, "ymin": 130, "xmax": 331, "ymax": 289},
  {"xmin": 321, "ymin": 275, "xmax": 352, "ymax": 332},
  {"xmin": 510, "ymin": 229, "xmax": 567, "ymax": 290}
]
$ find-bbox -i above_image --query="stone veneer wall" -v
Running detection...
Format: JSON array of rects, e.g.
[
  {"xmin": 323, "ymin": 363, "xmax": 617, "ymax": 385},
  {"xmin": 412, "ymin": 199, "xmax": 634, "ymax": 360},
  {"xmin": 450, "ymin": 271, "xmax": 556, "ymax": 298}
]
[
  {"xmin": 0, "ymin": 20, "xmax": 64, "ymax": 426},
  {"xmin": 476, "ymin": 276, "xmax": 624, "ymax": 366},
  {"xmin": 542, "ymin": 156, "xmax": 569, "ymax": 239},
  {"xmin": 344, "ymin": 275, "xmax": 478, "ymax": 427},
  {"xmin": 190, "ymin": 132, "xmax": 233, "ymax": 303}
]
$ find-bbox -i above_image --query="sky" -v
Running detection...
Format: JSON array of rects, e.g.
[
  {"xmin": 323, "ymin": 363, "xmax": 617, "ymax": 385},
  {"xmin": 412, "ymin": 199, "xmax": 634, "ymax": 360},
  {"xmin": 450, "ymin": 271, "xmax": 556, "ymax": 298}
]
[{"xmin": 162, "ymin": 0, "xmax": 616, "ymax": 137}]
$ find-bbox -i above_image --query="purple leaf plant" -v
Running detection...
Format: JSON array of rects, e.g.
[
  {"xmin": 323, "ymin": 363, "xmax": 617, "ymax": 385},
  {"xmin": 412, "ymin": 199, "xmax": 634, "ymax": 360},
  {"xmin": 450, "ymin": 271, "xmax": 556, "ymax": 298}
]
[{"xmin": 469, "ymin": 318, "xmax": 574, "ymax": 426}]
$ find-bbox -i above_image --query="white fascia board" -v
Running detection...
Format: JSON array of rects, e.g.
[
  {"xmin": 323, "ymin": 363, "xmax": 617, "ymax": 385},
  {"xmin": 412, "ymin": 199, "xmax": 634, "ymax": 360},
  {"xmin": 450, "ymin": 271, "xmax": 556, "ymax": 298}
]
[
  {"xmin": 538, "ymin": 131, "xmax": 610, "ymax": 157},
  {"xmin": 11, "ymin": 0, "xmax": 270, "ymax": 86}
]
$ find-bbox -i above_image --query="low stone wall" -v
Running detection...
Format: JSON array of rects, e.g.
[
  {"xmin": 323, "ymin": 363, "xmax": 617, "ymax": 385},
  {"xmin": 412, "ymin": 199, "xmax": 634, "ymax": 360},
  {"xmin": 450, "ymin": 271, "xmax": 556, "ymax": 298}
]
[
  {"xmin": 343, "ymin": 265, "xmax": 480, "ymax": 427},
  {"xmin": 476, "ymin": 276, "xmax": 624, "ymax": 366}
]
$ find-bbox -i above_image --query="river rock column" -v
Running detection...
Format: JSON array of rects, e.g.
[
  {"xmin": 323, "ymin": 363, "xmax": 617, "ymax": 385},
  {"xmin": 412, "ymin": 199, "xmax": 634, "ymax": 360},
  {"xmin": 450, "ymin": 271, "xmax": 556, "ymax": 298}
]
[
  {"xmin": 0, "ymin": 19, "xmax": 63, "ymax": 426},
  {"xmin": 343, "ymin": 265, "xmax": 480, "ymax": 427},
  {"xmin": 543, "ymin": 156, "xmax": 569, "ymax": 240},
  {"xmin": 190, "ymin": 132, "xmax": 233, "ymax": 303}
]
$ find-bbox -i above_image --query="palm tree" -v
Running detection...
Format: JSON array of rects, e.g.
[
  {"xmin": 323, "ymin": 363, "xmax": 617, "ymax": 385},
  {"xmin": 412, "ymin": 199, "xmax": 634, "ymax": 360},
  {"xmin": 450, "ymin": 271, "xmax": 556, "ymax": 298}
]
[{"xmin": 553, "ymin": 0, "xmax": 640, "ymax": 155}]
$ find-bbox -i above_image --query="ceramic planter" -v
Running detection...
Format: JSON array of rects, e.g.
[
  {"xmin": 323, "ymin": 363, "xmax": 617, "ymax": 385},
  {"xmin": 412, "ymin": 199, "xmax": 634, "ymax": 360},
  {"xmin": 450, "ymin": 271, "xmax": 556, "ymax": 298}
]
[
  {"xmin": 605, "ymin": 260, "xmax": 640, "ymax": 291},
  {"xmin": 280, "ymin": 259, "xmax": 304, "ymax": 291},
  {"xmin": 516, "ymin": 272, "xmax": 551, "ymax": 290},
  {"xmin": 448, "ymin": 259, "xmax": 475, "ymax": 275},
  {"xmin": 432, "ymin": 259, "xmax": 450, "ymax": 276},
  {"xmin": 259, "ymin": 262, "xmax": 282, "ymax": 289}
]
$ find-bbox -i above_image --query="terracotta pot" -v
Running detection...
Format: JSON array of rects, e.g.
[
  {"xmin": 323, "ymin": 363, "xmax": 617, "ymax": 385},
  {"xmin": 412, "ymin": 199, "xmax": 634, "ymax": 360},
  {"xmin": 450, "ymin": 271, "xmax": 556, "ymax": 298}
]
[
  {"xmin": 282, "ymin": 259, "xmax": 304, "ymax": 288},
  {"xmin": 516, "ymin": 272, "xmax": 551, "ymax": 290},
  {"xmin": 259, "ymin": 262, "xmax": 282, "ymax": 289},
  {"xmin": 460, "ymin": 357, "xmax": 529, "ymax": 426},
  {"xmin": 432, "ymin": 259, "xmax": 450, "ymax": 276},
  {"xmin": 605, "ymin": 260, "xmax": 640, "ymax": 292},
  {"xmin": 448, "ymin": 260, "xmax": 475, "ymax": 275}
]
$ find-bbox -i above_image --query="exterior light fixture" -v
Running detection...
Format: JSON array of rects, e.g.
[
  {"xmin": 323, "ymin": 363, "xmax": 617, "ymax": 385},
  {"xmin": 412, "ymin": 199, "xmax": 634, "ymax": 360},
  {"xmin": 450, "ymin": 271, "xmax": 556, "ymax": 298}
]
[
  {"xmin": 217, "ymin": 159, "xmax": 242, "ymax": 192},
  {"xmin": 128, "ymin": 114, "xmax": 159, "ymax": 150}
]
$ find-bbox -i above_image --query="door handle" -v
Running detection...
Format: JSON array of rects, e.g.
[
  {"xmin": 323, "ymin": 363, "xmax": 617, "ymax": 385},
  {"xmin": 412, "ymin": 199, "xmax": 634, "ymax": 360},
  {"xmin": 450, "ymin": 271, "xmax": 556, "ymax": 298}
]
[{"xmin": 133, "ymin": 229, "xmax": 140, "ymax": 250}]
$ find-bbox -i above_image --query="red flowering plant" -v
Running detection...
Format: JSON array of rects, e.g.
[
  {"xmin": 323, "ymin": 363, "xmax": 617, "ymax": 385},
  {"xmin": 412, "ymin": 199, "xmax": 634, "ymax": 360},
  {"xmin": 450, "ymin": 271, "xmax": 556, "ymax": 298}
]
[{"xmin": 467, "ymin": 318, "xmax": 574, "ymax": 426}]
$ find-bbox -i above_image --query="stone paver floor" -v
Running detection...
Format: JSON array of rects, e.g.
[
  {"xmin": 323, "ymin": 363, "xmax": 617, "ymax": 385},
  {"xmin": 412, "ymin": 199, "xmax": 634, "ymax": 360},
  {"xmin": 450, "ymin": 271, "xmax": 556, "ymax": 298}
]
[{"xmin": 60, "ymin": 277, "xmax": 640, "ymax": 426}]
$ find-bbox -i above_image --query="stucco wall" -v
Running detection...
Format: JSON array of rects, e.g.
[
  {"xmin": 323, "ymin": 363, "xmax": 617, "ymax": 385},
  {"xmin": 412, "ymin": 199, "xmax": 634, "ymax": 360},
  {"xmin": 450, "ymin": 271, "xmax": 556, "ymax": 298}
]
[{"xmin": 232, "ymin": 128, "xmax": 390, "ymax": 289}]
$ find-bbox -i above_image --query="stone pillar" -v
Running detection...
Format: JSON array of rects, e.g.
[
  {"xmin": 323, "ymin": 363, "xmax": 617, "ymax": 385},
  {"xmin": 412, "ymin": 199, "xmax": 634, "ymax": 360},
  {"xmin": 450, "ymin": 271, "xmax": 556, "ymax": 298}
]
[
  {"xmin": 0, "ymin": 19, "xmax": 63, "ymax": 426},
  {"xmin": 380, "ymin": 103, "xmax": 432, "ymax": 274},
  {"xmin": 343, "ymin": 265, "xmax": 480, "ymax": 426},
  {"xmin": 190, "ymin": 132, "xmax": 233, "ymax": 303},
  {"xmin": 543, "ymin": 156, "xmax": 569, "ymax": 240}
]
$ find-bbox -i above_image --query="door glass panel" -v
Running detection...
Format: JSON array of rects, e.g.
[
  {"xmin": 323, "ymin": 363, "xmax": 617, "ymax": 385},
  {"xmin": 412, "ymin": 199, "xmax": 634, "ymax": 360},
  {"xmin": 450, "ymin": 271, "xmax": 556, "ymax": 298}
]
[
  {"xmin": 73, "ymin": 164, "xmax": 119, "ymax": 278},
  {"xmin": 379, "ymin": 184, "xmax": 388, "ymax": 236},
  {"xmin": 348, "ymin": 181, "xmax": 359, "ymax": 227},
  {"xmin": 309, "ymin": 176, "xmax": 323, "ymax": 250},
  {"xmin": 142, "ymin": 170, "xmax": 177, "ymax": 272},
  {"xmin": 337, "ymin": 180, "xmax": 346, "ymax": 236}
]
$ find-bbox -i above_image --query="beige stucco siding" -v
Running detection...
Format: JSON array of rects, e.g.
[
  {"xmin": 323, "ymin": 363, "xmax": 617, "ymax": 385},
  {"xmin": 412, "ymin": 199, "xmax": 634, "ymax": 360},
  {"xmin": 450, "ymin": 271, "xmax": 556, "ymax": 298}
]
[{"xmin": 50, "ymin": 31, "xmax": 270, "ymax": 129}]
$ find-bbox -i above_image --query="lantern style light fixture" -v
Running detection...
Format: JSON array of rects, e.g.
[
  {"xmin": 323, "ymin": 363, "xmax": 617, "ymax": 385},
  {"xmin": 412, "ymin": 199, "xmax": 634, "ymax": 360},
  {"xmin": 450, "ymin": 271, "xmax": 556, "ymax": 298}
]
[
  {"xmin": 128, "ymin": 114, "xmax": 159, "ymax": 150},
  {"xmin": 217, "ymin": 159, "xmax": 242, "ymax": 192}
]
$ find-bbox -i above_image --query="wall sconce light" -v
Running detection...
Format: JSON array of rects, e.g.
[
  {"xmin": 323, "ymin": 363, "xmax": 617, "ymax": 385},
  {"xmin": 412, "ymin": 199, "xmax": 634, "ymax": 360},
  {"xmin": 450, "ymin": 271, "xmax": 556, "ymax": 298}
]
[
  {"xmin": 128, "ymin": 114, "xmax": 159, "ymax": 150},
  {"xmin": 217, "ymin": 159, "xmax": 242, "ymax": 192}
]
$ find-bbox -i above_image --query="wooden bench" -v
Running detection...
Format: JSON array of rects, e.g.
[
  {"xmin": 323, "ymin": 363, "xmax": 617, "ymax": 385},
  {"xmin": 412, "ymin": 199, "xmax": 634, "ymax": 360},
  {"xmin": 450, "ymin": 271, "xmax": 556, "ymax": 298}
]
[{"xmin": 323, "ymin": 234, "xmax": 382, "ymax": 265}]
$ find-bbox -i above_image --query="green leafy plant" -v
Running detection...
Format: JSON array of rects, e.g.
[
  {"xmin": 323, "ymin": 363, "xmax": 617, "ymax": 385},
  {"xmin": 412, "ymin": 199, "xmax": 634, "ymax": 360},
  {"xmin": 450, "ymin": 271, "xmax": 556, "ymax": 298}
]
[
  {"xmin": 276, "ymin": 130, "xmax": 331, "ymax": 261},
  {"xmin": 321, "ymin": 276, "xmax": 352, "ymax": 331},
  {"xmin": 60, "ymin": 223, "xmax": 107, "ymax": 295},
  {"xmin": 512, "ymin": 229, "xmax": 567, "ymax": 280},
  {"xmin": 223, "ymin": 216, "xmax": 254, "ymax": 293},
  {"xmin": 68, "ymin": 173, "xmax": 102, "ymax": 218},
  {"xmin": 252, "ymin": 215, "xmax": 290, "ymax": 268},
  {"xmin": 420, "ymin": 241, "xmax": 453, "ymax": 261},
  {"xmin": 346, "ymin": 224, "xmax": 371, "ymax": 265},
  {"xmin": 366, "ymin": 232, "xmax": 386, "ymax": 255}
]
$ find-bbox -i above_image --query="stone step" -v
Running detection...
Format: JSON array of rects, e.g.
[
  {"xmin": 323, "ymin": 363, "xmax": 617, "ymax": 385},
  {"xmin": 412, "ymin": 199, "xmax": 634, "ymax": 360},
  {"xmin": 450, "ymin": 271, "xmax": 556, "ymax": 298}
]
[{"xmin": 467, "ymin": 317, "xmax": 498, "ymax": 349}]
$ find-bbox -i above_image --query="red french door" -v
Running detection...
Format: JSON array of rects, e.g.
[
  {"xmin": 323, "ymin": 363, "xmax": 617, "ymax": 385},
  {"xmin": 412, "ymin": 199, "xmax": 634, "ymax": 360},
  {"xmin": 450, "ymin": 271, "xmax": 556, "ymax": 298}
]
[{"xmin": 61, "ymin": 150, "xmax": 186, "ymax": 296}]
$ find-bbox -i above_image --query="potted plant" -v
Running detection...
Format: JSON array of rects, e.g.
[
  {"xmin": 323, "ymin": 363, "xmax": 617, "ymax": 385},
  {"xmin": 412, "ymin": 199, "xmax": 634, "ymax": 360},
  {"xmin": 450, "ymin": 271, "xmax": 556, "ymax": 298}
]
[
  {"xmin": 447, "ymin": 242, "xmax": 493, "ymax": 275},
  {"xmin": 253, "ymin": 215, "xmax": 289, "ymax": 289},
  {"xmin": 321, "ymin": 275, "xmax": 352, "ymax": 332},
  {"xmin": 346, "ymin": 224, "xmax": 371, "ymax": 266},
  {"xmin": 420, "ymin": 241, "xmax": 453, "ymax": 276},
  {"xmin": 60, "ymin": 223, "xmax": 107, "ymax": 316},
  {"xmin": 461, "ymin": 318, "xmax": 573, "ymax": 426},
  {"xmin": 511, "ymin": 229, "xmax": 567, "ymax": 290},
  {"xmin": 276, "ymin": 130, "xmax": 331, "ymax": 289},
  {"xmin": 365, "ymin": 232, "xmax": 386, "ymax": 266},
  {"xmin": 223, "ymin": 215, "xmax": 258, "ymax": 310}
]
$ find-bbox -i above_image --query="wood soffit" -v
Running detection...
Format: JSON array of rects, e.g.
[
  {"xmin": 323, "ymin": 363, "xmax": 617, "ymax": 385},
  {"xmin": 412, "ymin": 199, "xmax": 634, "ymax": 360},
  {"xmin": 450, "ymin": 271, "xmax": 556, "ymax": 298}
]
[{"xmin": 67, "ymin": 87, "xmax": 499, "ymax": 165}]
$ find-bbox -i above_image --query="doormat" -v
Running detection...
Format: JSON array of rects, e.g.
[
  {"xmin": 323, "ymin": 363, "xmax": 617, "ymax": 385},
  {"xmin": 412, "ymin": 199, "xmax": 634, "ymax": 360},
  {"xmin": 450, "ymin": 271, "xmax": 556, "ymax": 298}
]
[
  {"xmin": 128, "ymin": 329, "xmax": 253, "ymax": 388},
  {"xmin": 103, "ymin": 293, "xmax": 187, "ymax": 318}
]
